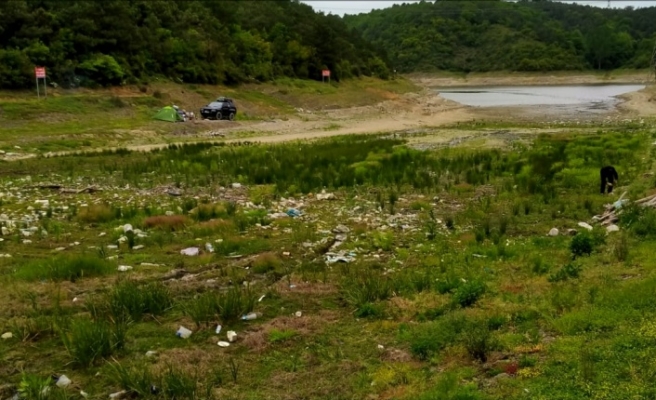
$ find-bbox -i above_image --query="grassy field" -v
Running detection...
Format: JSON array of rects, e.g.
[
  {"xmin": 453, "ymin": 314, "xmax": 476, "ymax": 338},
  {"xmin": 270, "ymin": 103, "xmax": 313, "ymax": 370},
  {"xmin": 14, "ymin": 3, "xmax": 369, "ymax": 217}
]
[
  {"xmin": 0, "ymin": 77, "xmax": 418, "ymax": 153},
  {"xmin": 0, "ymin": 120, "xmax": 655, "ymax": 399}
]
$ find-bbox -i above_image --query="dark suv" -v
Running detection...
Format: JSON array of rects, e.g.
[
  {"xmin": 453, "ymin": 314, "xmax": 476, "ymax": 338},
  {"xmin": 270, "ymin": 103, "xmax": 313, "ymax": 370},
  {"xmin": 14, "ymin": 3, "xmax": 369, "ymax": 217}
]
[{"xmin": 200, "ymin": 97, "xmax": 237, "ymax": 120}]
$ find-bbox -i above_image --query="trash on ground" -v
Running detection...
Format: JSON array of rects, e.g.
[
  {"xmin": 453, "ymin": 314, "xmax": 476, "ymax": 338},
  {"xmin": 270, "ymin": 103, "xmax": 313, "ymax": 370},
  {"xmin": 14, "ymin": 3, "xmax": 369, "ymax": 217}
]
[
  {"xmin": 548, "ymin": 228, "xmax": 559, "ymax": 236},
  {"xmin": 325, "ymin": 251, "xmax": 356, "ymax": 264},
  {"xmin": 132, "ymin": 245, "xmax": 145, "ymax": 250},
  {"xmin": 317, "ymin": 191, "xmax": 336, "ymax": 200},
  {"xmin": 1, "ymin": 332, "xmax": 12, "ymax": 340},
  {"xmin": 205, "ymin": 242, "xmax": 214, "ymax": 253},
  {"xmin": 295, "ymin": 311, "xmax": 302, "ymax": 317},
  {"xmin": 227, "ymin": 330, "xmax": 237, "ymax": 342},
  {"xmin": 117, "ymin": 265, "xmax": 133, "ymax": 272},
  {"xmin": 180, "ymin": 247, "xmax": 199, "ymax": 256},
  {"xmin": 123, "ymin": 224, "xmax": 133, "ymax": 233},
  {"xmin": 215, "ymin": 325, "xmax": 222, "ymax": 334},
  {"xmin": 578, "ymin": 222, "xmax": 593, "ymax": 231},
  {"xmin": 258, "ymin": 295, "xmax": 266, "ymax": 302},
  {"xmin": 286, "ymin": 208, "xmax": 302, "ymax": 218},
  {"xmin": 146, "ymin": 351, "xmax": 157, "ymax": 357},
  {"xmin": 241, "ymin": 312, "xmax": 259, "ymax": 321},
  {"xmin": 109, "ymin": 390, "xmax": 127, "ymax": 399},
  {"xmin": 55, "ymin": 375, "xmax": 71, "ymax": 388},
  {"xmin": 176, "ymin": 326, "xmax": 192, "ymax": 339},
  {"xmin": 606, "ymin": 224, "xmax": 620, "ymax": 233},
  {"xmin": 218, "ymin": 341, "xmax": 230, "ymax": 347}
]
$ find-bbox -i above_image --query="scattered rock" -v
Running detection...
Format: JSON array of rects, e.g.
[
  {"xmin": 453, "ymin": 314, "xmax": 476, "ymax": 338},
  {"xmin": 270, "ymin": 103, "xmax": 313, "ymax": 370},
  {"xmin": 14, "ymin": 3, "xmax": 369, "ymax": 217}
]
[
  {"xmin": 578, "ymin": 222, "xmax": 593, "ymax": 231},
  {"xmin": 606, "ymin": 224, "xmax": 620, "ymax": 233},
  {"xmin": 548, "ymin": 228, "xmax": 559, "ymax": 237}
]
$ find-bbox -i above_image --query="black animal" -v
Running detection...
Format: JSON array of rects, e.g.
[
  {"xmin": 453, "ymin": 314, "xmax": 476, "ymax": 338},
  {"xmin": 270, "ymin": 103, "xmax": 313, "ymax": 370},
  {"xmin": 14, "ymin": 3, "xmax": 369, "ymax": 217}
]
[{"xmin": 600, "ymin": 166, "xmax": 619, "ymax": 194}]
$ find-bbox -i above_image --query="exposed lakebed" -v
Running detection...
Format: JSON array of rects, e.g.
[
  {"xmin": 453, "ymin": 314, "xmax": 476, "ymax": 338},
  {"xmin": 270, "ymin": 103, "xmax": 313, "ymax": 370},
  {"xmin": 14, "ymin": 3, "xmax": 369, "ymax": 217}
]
[{"xmin": 437, "ymin": 84, "xmax": 645, "ymax": 115}]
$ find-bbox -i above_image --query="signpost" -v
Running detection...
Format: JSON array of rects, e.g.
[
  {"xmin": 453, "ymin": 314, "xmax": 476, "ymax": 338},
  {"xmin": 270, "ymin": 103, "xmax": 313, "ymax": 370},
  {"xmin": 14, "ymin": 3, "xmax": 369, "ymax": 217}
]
[
  {"xmin": 322, "ymin": 69, "xmax": 330, "ymax": 83},
  {"xmin": 35, "ymin": 67, "xmax": 47, "ymax": 99}
]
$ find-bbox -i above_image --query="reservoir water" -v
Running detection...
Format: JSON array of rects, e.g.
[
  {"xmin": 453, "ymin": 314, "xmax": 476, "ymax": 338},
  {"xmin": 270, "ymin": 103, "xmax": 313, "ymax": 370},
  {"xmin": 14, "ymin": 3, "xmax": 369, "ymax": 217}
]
[{"xmin": 437, "ymin": 84, "xmax": 645, "ymax": 110}]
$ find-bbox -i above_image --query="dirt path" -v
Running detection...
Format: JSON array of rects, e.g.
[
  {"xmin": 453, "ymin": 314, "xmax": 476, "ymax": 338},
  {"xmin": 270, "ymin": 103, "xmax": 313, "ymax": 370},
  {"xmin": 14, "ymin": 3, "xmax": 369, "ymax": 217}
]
[{"xmin": 8, "ymin": 75, "xmax": 655, "ymax": 160}]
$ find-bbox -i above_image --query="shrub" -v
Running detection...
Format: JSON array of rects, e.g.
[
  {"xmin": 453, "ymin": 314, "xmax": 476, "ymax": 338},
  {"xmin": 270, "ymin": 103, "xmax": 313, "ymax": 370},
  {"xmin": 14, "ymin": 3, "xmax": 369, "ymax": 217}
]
[
  {"xmin": 100, "ymin": 280, "xmax": 173, "ymax": 322},
  {"xmin": 78, "ymin": 204, "xmax": 116, "ymax": 223},
  {"xmin": 405, "ymin": 315, "xmax": 466, "ymax": 360},
  {"xmin": 15, "ymin": 255, "xmax": 113, "ymax": 282},
  {"xmin": 461, "ymin": 319, "xmax": 498, "ymax": 363},
  {"xmin": 570, "ymin": 232, "xmax": 593, "ymax": 258},
  {"xmin": 269, "ymin": 329, "xmax": 298, "ymax": 343},
  {"xmin": 548, "ymin": 262, "xmax": 582, "ymax": 283},
  {"xmin": 452, "ymin": 280, "xmax": 486, "ymax": 308},
  {"xmin": 251, "ymin": 252, "xmax": 283, "ymax": 274},
  {"xmin": 216, "ymin": 285, "xmax": 257, "ymax": 323},
  {"xmin": 612, "ymin": 233, "xmax": 630, "ymax": 262},
  {"xmin": 184, "ymin": 292, "xmax": 218, "ymax": 328},
  {"xmin": 143, "ymin": 215, "xmax": 189, "ymax": 231},
  {"xmin": 60, "ymin": 318, "xmax": 116, "ymax": 367}
]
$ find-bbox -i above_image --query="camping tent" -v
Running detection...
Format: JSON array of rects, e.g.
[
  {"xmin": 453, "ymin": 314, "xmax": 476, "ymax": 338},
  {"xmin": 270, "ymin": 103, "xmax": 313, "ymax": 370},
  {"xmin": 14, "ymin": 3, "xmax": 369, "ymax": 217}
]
[{"xmin": 153, "ymin": 106, "xmax": 183, "ymax": 122}]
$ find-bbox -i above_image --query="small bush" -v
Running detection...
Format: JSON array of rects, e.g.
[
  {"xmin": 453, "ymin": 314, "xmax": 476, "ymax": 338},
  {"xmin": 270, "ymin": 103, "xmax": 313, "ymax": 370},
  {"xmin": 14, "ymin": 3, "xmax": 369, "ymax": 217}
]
[
  {"xmin": 60, "ymin": 318, "xmax": 116, "ymax": 367},
  {"xmin": 548, "ymin": 262, "xmax": 581, "ymax": 283},
  {"xmin": 143, "ymin": 215, "xmax": 189, "ymax": 231},
  {"xmin": 570, "ymin": 232, "xmax": 593, "ymax": 258},
  {"xmin": 461, "ymin": 319, "xmax": 498, "ymax": 363},
  {"xmin": 405, "ymin": 314, "xmax": 466, "ymax": 360},
  {"xmin": 452, "ymin": 280, "xmax": 486, "ymax": 308},
  {"xmin": 17, "ymin": 374, "xmax": 52, "ymax": 400},
  {"xmin": 269, "ymin": 328, "xmax": 298, "ymax": 343},
  {"xmin": 184, "ymin": 292, "xmax": 218, "ymax": 328},
  {"xmin": 355, "ymin": 302, "xmax": 387, "ymax": 319},
  {"xmin": 100, "ymin": 280, "xmax": 173, "ymax": 322},
  {"xmin": 15, "ymin": 255, "xmax": 113, "ymax": 282},
  {"xmin": 612, "ymin": 233, "xmax": 630, "ymax": 262},
  {"xmin": 252, "ymin": 252, "xmax": 283, "ymax": 274},
  {"xmin": 78, "ymin": 204, "xmax": 116, "ymax": 223},
  {"xmin": 216, "ymin": 285, "xmax": 257, "ymax": 323},
  {"xmin": 531, "ymin": 255, "xmax": 551, "ymax": 275}
]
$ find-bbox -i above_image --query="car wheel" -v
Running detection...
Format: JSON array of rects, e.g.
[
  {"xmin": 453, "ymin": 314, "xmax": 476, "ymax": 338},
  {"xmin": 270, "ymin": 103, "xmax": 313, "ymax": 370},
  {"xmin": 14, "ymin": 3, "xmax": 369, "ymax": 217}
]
[
  {"xmin": 215, "ymin": 111, "xmax": 223, "ymax": 120},
  {"xmin": 228, "ymin": 112, "xmax": 235, "ymax": 121}
]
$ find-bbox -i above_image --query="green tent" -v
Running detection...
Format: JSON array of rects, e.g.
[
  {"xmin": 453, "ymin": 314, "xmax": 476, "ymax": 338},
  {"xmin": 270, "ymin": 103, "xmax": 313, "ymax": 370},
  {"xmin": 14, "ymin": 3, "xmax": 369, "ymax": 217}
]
[{"xmin": 153, "ymin": 106, "xmax": 182, "ymax": 122}]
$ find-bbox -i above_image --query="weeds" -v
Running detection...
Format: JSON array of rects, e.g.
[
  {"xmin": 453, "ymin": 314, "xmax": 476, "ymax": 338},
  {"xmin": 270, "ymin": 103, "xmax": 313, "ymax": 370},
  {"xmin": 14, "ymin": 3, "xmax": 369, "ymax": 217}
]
[
  {"xmin": 60, "ymin": 318, "xmax": 118, "ymax": 367},
  {"xmin": 15, "ymin": 255, "xmax": 113, "ymax": 282}
]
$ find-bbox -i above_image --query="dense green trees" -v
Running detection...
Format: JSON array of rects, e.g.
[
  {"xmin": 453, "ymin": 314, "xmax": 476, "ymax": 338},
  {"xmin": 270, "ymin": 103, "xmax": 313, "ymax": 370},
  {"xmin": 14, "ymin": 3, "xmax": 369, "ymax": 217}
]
[
  {"xmin": 0, "ymin": 0, "xmax": 390, "ymax": 89},
  {"xmin": 344, "ymin": 0, "xmax": 656, "ymax": 73}
]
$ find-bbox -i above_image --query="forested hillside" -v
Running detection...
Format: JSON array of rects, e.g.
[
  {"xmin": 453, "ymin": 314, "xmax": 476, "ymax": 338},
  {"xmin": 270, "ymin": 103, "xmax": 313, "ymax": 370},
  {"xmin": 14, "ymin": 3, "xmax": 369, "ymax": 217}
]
[
  {"xmin": 344, "ymin": 0, "xmax": 656, "ymax": 73},
  {"xmin": 0, "ymin": 0, "xmax": 390, "ymax": 89}
]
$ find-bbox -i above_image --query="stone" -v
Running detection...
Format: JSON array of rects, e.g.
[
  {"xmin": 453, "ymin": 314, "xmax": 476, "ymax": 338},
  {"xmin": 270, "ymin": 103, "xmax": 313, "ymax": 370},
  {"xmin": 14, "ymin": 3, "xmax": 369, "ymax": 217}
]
[{"xmin": 606, "ymin": 224, "xmax": 620, "ymax": 233}]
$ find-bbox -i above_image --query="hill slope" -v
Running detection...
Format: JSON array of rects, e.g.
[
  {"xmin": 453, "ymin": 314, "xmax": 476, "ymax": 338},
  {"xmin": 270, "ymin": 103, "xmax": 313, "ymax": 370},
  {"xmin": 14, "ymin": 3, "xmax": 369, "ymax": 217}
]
[
  {"xmin": 0, "ymin": 0, "xmax": 390, "ymax": 89},
  {"xmin": 344, "ymin": 0, "xmax": 656, "ymax": 73}
]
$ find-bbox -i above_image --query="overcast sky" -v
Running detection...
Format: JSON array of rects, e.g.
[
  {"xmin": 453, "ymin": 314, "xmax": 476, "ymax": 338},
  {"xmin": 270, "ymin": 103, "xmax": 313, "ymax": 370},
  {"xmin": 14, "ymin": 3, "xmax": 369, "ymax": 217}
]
[{"xmin": 301, "ymin": 1, "xmax": 656, "ymax": 16}]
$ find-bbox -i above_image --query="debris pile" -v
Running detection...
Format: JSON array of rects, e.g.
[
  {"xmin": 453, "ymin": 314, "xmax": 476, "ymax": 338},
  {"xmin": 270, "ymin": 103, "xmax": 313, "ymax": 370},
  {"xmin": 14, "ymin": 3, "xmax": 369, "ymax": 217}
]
[{"xmin": 597, "ymin": 192, "xmax": 656, "ymax": 227}]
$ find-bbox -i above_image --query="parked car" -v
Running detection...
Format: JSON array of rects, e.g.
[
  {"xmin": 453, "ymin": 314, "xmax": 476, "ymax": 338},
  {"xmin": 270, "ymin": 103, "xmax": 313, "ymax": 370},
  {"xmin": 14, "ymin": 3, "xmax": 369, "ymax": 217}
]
[{"xmin": 200, "ymin": 97, "xmax": 237, "ymax": 120}]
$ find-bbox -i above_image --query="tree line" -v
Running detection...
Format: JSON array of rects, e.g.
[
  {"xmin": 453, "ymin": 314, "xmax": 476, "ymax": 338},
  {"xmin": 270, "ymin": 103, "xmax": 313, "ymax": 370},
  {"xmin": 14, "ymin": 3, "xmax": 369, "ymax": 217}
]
[
  {"xmin": 0, "ymin": 0, "xmax": 391, "ymax": 89},
  {"xmin": 343, "ymin": 0, "xmax": 656, "ymax": 73}
]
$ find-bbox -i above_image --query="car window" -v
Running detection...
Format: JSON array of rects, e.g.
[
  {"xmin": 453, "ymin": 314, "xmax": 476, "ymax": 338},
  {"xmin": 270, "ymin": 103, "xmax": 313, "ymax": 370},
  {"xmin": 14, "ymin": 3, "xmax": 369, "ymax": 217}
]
[{"xmin": 208, "ymin": 102, "xmax": 223, "ymax": 107}]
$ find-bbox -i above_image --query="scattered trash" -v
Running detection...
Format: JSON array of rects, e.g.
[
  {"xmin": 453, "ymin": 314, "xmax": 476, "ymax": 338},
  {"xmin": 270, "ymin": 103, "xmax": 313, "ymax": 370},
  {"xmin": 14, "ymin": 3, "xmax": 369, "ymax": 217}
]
[
  {"xmin": 176, "ymin": 326, "xmax": 192, "ymax": 339},
  {"xmin": 232, "ymin": 183, "xmax": 242, "ymax": 189},
  {"xmin": 227, "ymin": 331, "xmax": 237, "ymax": 342},
  {"xmin": 317, "ymin": 191, "xmax": 336, "ymax": 200},
  {"xmin": 117, "ymin": 265, "xmax": 133, "ymax": 272},
  {"xmin": 606, "ymin": 224, "xmax": 620, "ymax": 233},
  {"xmin": 132, "ymin": 245, "xmax": 145, "ymax": 250},
  {"xmin": 613, "ymin": 199, "xmax": 628, "ymax": 210},
  {"xmin": 295, "ymin": 311, "xmax": 302, "ymax": 317},
  {"xmin": 286, "ymin": 208, "xmax": 302, "ymax": 218},
  {"xmin": 205, "ymin": 242, "xmax": 214, "ymax": 253},
  {"xmin": 282, "ymin": 251, "xmax": 290, "ymax": 257},
  {"xmin": 55, "ymin": 375, "xmax": 71, "ymax": 388},
  {"xmin": 377, "ymin": 344, "xmax": 385, "ymax": 350},
  {"xmin": 333, "ymin": 225, "xmax": 350, "ymax": 234},
  {"xmin": 258, "ymin": 295, "xmax": 266, "ymax": 302},
  {"xmin": 548, "ymin": 228, "xmax": 559, "ymax": 237},
  {"xmin": 109, "ymin": 390, "xmax": 127, "ymax": 399},
  {"xmin": 146, "ymin": 350, "xmax": 158, "ymax": 357},
  {"xmin": 217, "ymin": 341, "xmax": 230, "ymax": 347},
  {"xmin": 241, "ymin": 312, "xmax": 259, "ymax": 321},
  {"xmin": 578, "ymin": 222, "xmax": 593, "ymax": 231},
  {"xmin": 140, "ymin": 263, "xmax": 160, "ymax": 267},
  {"xmin": 180, "ymin": 247, "xmax": 199, "ymax": 256},
  {"xmin": 215, "ymin": 325, "xmax": 222, "ymax": 334},
  {"xmin": 1, "ymin": 332, "xmax": 12, "ymax": 340},
  {"xmin": 123, "ymin": 224, "xmax": 133, "ymax": 233},
  {"xmin": 472, "ymin": 254, "xmax": 487, "ymax": 258},
  {"xmin": 325, "ymin": 251, "xmax": 356, "ymax": 264},
  {"xmin": 80, "ymin": 391, "xmax": 89, "ymax": 398}
]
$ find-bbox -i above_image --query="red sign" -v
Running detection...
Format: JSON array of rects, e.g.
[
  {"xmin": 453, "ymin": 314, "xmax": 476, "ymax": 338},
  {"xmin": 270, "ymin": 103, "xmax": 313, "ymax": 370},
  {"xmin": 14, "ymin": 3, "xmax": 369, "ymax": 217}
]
[
  {"xmin": 322, "ymin": 69, "xmax": 330, "ymax": 77},
  {"xmin": 35, "ymin": 67, "xmax": 46, "ymax": 78}
]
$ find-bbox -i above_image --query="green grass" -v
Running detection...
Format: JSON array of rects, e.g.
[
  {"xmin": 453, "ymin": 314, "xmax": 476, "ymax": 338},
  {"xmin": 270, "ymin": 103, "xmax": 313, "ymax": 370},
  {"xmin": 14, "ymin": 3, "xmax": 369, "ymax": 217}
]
[{"xmin": 1, "ymin": 127, "xmax": 656, "ymax": 399}]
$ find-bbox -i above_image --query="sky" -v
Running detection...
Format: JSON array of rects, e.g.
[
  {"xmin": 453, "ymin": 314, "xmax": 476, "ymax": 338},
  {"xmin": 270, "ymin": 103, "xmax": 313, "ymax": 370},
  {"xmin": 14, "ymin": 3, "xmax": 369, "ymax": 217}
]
[{"xmin": 301, "ymin": 1, "xmax": 656, "ymax": 16}]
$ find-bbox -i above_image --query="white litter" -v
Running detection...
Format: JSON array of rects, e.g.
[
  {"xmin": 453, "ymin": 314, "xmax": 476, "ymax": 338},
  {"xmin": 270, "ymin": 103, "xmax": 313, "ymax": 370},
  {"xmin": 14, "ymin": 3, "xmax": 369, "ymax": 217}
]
[
  {"xmin": 227, "ymin": 330, "xmax": 237, "ymax": 342},
  {"xmin": 295, "ymin": 311, "xmax": 302, "ymax": 317},
  {"xmin": 117, "ymin": 265, "xmax": 133, "ymax": 272},
  {"xmin": 176, "ymin": 326, "xmax": 192, "ymax": 339},
  {"xmin": 180, "ymin": 247, "xmax": 199, "ymax": 256},
  {"xmin": 217, "ymin": 341, "xmax": 230, "ymax": 347},
  {"xmin": 56, "ymin": 375, "xmax": 71, "ymax": 388},
  {"xmin": 215, "ymin": 325, "xmax": 222, "ymax": 334}
]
